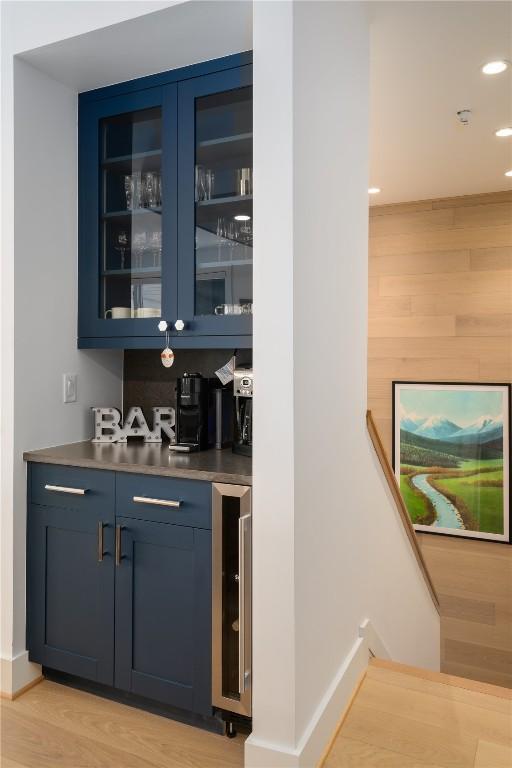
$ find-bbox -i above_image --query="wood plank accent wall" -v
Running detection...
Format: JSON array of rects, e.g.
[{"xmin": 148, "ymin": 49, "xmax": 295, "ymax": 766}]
[
  {"xmin": 367, "ymin": 189, "xmax": 512, "ymax": 689},
  {"xmin": 368, "ymin": 190, "xmax": 512, "ymax": 459}
]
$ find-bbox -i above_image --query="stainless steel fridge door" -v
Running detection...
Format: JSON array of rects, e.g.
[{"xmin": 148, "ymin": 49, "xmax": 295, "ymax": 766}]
[{"xmin": 212, "ymin": 483, "xmax": 252, "ymax": 717}]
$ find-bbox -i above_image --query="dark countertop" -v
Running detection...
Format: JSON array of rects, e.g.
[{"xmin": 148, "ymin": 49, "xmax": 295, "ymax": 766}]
[{"xmin": 23, "ymin": 442, "xmax": 252, "ymax": 486}]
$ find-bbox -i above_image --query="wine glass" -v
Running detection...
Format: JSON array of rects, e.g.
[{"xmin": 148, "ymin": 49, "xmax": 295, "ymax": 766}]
[{"xmin": 115, "ymin": 230, "xmax": 129, "ymax": 270}]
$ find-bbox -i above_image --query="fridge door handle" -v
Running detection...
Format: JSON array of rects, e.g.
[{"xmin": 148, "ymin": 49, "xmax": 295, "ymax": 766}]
[{"xmin": 238, "ymin": 513, "xmax": 251, "ymax": 694}]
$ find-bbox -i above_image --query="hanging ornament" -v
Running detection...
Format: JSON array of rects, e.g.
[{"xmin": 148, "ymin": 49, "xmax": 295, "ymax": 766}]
[
  {"xmin": 161, "ymin": 347, "xmax": 174, "ymax": 368},
  {"xmin": 161, "ymin": 328, "xmax": 174, "ymax": 368}
]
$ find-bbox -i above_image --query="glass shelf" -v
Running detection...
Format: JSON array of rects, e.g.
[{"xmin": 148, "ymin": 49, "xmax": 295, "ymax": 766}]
[
  {"xmin": 102, "ymin": 207, "xmax": 162, "ymax": 219},
  {"xmin": 101, "ymin": 268, "xmax": 162, "ymax": 279},
  {"xmin": 197, "ymin": 195, "xmax": 252, "ymax": 207},
  {"xmin": 198, "ymin": 131, "xmax": 252, "ymax": 148},
  {"xmin": 196, "ymin": 133, "xmax": 252, "ymax": 167},
  {"xmin": 102, "ymin": 149, "xmax": 162, "ymax": 166}
]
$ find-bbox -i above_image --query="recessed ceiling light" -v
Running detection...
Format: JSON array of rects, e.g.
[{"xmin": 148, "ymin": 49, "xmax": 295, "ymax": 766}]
[
  {"xmin": 368, "ymin": 187, "xmax": 381, "ymax": 195},
  {"xmin": 482, "ymin": 60, "xmax": 509, "ymax": 75},
  {"xmin": 234, "ymin": 214, "xmax": 251, "ymax": 221},
  {"xmin": 496, "ymin": 127, "xmax": 512, "ymax": 137},
  {"xmin": 505, "ymin": 170, "xmax": 512, "ymax": 177}
]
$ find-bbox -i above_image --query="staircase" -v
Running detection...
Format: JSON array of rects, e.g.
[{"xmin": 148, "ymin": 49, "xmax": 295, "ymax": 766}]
[{"xmin": 321, "ymin": 658, "xmax": 512, "ymax": 768}]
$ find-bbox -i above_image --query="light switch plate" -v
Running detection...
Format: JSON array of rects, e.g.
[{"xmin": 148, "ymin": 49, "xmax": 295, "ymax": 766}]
[{"xmin": 63, "ymin": 373, "xmax": 77, "ymax": 403}]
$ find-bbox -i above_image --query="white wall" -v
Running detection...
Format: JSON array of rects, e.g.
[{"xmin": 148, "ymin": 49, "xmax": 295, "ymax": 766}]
[
  {"xmin": 10, "ymin": 58, "xmax": 124, "ymax": 669},
  {"xmin": 252, "ymin": 0, "xmax": 297, "ymax": 751},
  {"xmin": 248, "ymin": 3, "xmax": 440, "ymax": 766}
]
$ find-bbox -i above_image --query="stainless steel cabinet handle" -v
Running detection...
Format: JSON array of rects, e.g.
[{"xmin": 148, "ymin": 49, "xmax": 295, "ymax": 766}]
[
  {"xmin": 115, "ymin": 525, "xmax": 122, "ymax": 566},
  {"xmin": 238, "ymin": 514, "xmax": 250, "ymax": 694},
  {"xmin": 44, "ymin": 484, "xmax": 88, "ymax": 496},
  {"xmin": 98, "ymin": 522, "xmax": 105, "ymax": 562},
  {"xmin": 132, "ymin": 496, "xmax": 181, "ymax": 509}
]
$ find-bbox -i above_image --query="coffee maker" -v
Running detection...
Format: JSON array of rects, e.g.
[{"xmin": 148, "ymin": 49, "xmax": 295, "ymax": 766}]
[
  {"xmin": 171, "ymin": 373, "xmax": 233, "ymax": 452},
  {"xmin": 233, "ymin": 367, "xmax": 253, "ymax": 457},
  {"xmin": 172, "ymin": 373, "xmax": 209, "ymax": 452}
]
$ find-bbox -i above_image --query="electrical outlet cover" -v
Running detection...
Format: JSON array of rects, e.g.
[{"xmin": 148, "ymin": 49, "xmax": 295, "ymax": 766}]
[{"xmin": 63, "ymin": 373, "xmax": 77, "ymax": 403}]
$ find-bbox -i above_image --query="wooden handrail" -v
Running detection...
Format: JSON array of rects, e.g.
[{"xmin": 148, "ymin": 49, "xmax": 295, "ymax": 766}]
[{"xmin": 366, "ymin": 410, "xmax": 440, "ymax": 613}]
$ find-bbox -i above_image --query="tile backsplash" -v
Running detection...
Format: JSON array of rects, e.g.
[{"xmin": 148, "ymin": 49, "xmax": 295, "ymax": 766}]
[{"xmin": 123, "ymin": 349, "xmax": 252, "ymax": 424}]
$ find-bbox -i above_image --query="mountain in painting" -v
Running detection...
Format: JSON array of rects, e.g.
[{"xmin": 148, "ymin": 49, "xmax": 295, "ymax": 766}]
[
  {"xmin": 451, "ymin": 415, "xmax": 503, "ymax": 443},
  {"xmin": 413, "ymin": 416, "xmax": 461, "ymax": 440},
  {"xmin": 400, "ymin": 409, "xmax": 503, "ymax": 445}
]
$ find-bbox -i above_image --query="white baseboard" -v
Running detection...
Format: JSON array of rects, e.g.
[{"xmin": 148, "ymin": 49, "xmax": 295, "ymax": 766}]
[
  {"xmin": 245, "ymin": 619, "xmax": 385, "ymax": 768},
  {"xmin": 0, "ymin": 651, "xmax": 41, "ymax": 697},
  {"xmin": 358, "ymin": 617, "xmax": 391, "ymax": 660}
]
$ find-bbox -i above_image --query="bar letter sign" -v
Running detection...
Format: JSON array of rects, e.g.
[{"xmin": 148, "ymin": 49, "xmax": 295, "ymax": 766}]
[{"xmin": 92, "ymin": 407, "xmax": 175, "ymax": 443}]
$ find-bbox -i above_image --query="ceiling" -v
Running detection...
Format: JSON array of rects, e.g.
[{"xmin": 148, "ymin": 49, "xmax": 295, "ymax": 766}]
[
  {"xmin": 17, "ymin": 1, "xmax": 511, "ymax": 206},
  {"xmin": 369, "ymin": 1, "xmax": 512, "ymax": 204}
]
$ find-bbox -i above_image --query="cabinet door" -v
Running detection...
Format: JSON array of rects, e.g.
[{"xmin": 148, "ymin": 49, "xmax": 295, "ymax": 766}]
[
  {"xmin": 115, "ymin": 518, "xmax": 212, "ymax": 716},
  {"xmin": 27, "ymin": 505, "xmax": 115, "ymax": 684},
  {"xmin": 177, "ymin": 65, "xmax": 253, "ymax": 339},
  {"xmin": 79, "ymin": 86, "xmax": 178, "ymax": 341}
]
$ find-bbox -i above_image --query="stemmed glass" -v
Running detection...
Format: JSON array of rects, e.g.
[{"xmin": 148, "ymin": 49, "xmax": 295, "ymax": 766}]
[{"xmin": 114, "ymin": 230, "xmax": 129, "ymax": 270}]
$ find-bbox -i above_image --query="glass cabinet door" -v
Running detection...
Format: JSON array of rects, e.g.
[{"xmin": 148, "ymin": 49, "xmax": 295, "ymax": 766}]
[
  {"xmin": 78, "ymin": 87, "xmax": 177, "ymax": 341},
  {"xmin": 101, "ymin": 107, "xmax": 163, "ymax": 321},
  {"xmin": 178, "ymin": 66, "xmax": 253, "ymax": 338}
]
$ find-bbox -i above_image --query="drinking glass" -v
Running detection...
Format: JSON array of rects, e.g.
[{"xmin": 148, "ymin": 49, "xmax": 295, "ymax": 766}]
[
  {"xmin": 235, "ymin": 168, "xmax": 252, "ymax": 196},
  {"xmin": 132, "ymin": 231, "xmax": 147, "ymax": 269},
  {"xmin": 195, "ymin": 166, "xmax": 214, "ymax": 201},
  {"xmin": 195, "ymin": 165, "xmax": 205, "ymax": 202},
  {"xmin": 156, "ymin": 173, "xmax": 162, "ymax": 206},
  {"xmin": 214, "ymin": 304, "xmax": 243, "ymax": 315},
  {"xmin": 124, "ymin": 175, "xmax": 133, "ymax": 210},
  {"xmin": 114, "ymin": 230, "xmax": 129, "ymax": 269},
  {"xmin": 238, "ymin": 219, "xmax": 252, "ymax": 244},
  {"xmin": 205, "ymin": 169, "xmax": 215, "ymax": 200},
  {"xmin": 142, "ymin": 172, "xmax": 157, "ymax": 208},
  {"xmin": 149, "ymin": 230, "xmax": 162, "ymax": 267},
  {"xmin": 131, "ymin": 172, "xmax": 142, "ymax": 209}
]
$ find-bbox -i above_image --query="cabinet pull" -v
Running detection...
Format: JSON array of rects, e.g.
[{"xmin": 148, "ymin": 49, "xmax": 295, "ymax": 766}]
[
  {"xmin": 132, "ymin": 496, "xmax": 181, "ymax": 509},
  {"xmin": 115, "ymin": 525, "xmax": 122, "ymax": 566},
  {"xmin": 98, "ymin": 522, "xmax": 105, "ymax": 562},
  {"xmin": 44, "ymin": 484, "xmax": 88, "ymax": 496}
]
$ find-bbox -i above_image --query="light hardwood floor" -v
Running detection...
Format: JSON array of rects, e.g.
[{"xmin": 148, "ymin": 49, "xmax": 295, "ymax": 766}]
[
  {"xmin": 419, "ymin": 533, "xmax": 512, "ymax": 689},
  {"xmin": 0, "ymin": 680, "xmax": 245, "ymax": 768},
  {"xmin": 324, "ymin": 659, "xmax": 512, "ymax": 768}
]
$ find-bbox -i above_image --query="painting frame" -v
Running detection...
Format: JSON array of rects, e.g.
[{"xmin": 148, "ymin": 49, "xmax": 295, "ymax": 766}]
[{"xmin": 392, "ymin": 381, "xmax": 511, "ymax": 544}]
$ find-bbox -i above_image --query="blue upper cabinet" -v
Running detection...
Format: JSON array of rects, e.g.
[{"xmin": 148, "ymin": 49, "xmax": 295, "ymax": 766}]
[
  {"xmin": 78, "ymin": 54, "xmax": 252, "ymax": 349},
  {"xmin": 79, "ymin": 87, "xmax": 177, "ymax": 342},
  {"xmin": 176, "ymin": 66, "xmax": 253, "ymax": 340}
]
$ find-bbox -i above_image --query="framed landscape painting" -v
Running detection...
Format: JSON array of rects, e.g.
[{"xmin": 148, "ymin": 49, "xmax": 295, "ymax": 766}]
[{"xmin": 393, "ymin": 382, "xmax": 510, "ymax": 543}]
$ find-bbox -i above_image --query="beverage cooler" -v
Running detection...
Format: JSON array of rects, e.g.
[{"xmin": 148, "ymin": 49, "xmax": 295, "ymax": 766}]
[{"xmin": 212, "ymin": 483, "xmax": 252, "ymax": 719}]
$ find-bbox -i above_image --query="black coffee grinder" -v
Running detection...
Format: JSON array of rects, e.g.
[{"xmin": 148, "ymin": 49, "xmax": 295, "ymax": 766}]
[
  {"xmin": 233, "ymin": 367, "xmax": 253, "ymax": 457},
  {"xmin": 171, "ymin": 373, "xmax": 209, "ymax": 452}
]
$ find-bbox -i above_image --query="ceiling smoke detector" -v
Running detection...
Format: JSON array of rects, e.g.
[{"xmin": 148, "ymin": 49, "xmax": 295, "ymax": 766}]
[{"xmin": 456, "ymin": 109, "xmax": 472, "ymax": 126}]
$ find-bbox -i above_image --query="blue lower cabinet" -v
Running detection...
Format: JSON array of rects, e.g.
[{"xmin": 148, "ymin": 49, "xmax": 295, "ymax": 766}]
[
  {"xmin": 114, "ymin": 517, "xmax": 212, "ymax": 716},
  {"xmin": 27, "ymin": 503, "xmax": 115, "ymax": 685},
  {"xmin": 26, "ymin": 464, "xmax": 213, "ymax": 720}
]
